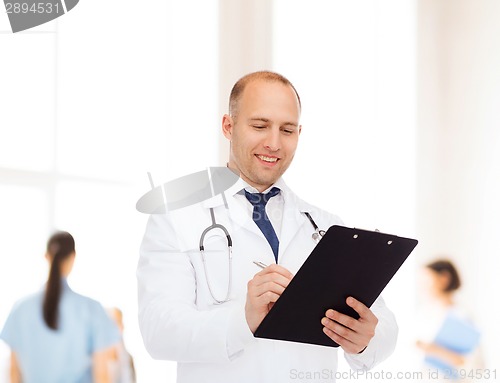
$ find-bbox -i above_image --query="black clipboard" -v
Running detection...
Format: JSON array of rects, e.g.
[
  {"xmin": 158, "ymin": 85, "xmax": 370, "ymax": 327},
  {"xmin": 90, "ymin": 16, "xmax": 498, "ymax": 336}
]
[{"xmin": 254, "ymin": 225, "xmax": 418, "ymax": 347}]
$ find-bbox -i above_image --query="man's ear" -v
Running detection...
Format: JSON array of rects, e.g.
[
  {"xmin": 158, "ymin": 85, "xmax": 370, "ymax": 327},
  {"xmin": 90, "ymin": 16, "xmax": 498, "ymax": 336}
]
[
  {"xmin": 298, "ymin": 125, "xmax": 302, "ymax": 135},
  {"xmin": 222, "ymin": 114, "xmax": 234, "ymax": 140}
]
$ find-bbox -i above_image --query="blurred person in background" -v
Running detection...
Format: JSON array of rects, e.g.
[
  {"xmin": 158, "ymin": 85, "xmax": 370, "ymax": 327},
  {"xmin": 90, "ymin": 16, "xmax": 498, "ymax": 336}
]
[
  {"xmin": 0, "ymin": 231, "xmax": 120, "ymax": 383},
  {"xmin": 107, "ymin": 307, "xmax": 136, "ymax": 383},
  {"xmin": 416, "ymin": 259, "xmax": 483, "ymax": 382}
]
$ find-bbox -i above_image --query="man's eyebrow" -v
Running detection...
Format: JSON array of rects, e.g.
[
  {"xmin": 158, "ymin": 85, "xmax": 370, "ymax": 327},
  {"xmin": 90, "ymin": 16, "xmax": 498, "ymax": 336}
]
[
  {"xmin": 248, "ymin": 117, "xmax": 270, "ymax": 123},
  {"xmin": 248, "ymin": 117, "xmax": 298, "ymax": 127}
]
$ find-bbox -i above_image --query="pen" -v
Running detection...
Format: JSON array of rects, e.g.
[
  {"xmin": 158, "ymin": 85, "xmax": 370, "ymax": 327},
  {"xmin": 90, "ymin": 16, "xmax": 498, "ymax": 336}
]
[{"xmin": 253, "ymin": 261, "xmax": 268, "ymax": 269}]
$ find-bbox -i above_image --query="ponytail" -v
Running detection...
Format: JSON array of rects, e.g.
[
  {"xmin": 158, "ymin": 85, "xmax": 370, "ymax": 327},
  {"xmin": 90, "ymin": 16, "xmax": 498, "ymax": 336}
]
[{"xmin": 42, "ymin": 231, "xmax": 75, "ymax": 330}]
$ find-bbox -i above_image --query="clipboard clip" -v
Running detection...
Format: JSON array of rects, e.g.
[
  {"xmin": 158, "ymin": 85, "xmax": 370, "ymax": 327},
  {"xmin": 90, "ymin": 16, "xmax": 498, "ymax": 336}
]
[{"xmin": 353, "ymin": 227, "xmax": 396, "ymax": 245}]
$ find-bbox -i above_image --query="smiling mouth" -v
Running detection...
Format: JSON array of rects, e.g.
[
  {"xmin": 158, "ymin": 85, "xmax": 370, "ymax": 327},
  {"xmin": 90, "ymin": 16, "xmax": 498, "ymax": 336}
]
[{"xmin": 256, "ymin": 155, "xmax": 279, "ymax": 163}]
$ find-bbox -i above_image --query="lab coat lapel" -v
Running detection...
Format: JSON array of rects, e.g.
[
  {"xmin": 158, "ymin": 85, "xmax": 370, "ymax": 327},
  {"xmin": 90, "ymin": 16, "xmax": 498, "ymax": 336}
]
[
  {"xmin": 226, "ymin": 193, "xmax": 263, "ymax": 238},
  {"xmin": 201, "ymin": 189, "xmax": 262, "ymax": 239},
  {"xmin": 278, "ymin": 191, "xmax": 308, "ymax": 261}
]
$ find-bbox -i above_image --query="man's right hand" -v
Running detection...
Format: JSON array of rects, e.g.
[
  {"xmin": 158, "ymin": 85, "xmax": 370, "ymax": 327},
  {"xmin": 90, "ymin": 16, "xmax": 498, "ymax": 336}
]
[{"xmin": 245, "ymin": 264, "xmax": 293, "ymax": 333}]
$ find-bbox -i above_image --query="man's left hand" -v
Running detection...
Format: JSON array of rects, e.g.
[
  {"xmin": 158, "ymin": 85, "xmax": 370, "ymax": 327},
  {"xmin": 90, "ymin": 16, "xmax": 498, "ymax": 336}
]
[{"xmin": 321, "ymin": 296, "xmax": 378, "ymax": 354}]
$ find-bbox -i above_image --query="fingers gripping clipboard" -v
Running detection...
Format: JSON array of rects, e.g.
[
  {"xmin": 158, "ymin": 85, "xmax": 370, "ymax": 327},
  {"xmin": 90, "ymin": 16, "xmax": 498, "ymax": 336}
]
[{"xmin": 254, "ymin": 225, "xmax": 418, "ymax": 347}]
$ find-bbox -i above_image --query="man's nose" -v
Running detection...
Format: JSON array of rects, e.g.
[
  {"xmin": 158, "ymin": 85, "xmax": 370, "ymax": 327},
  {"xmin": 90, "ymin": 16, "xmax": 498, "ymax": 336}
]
[{"xmin": 264, "ymin": 127, "xmax": 280, "ymax": 151}]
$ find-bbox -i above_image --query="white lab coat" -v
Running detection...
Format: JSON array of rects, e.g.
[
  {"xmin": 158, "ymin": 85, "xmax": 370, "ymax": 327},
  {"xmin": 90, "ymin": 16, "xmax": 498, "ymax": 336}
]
[{"xmin": 137, "ymin": 178, "xmax": 398, "ymax": 383}]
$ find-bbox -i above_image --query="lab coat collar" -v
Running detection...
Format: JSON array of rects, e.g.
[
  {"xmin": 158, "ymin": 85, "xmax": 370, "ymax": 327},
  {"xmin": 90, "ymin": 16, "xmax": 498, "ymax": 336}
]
[{"xmin": 200, "ymin": 177, "xmax": 262, "ymax": 241}]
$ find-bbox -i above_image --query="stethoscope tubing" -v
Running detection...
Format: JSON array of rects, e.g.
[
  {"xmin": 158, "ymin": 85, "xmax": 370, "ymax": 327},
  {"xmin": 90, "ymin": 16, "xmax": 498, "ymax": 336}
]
[
  {"xmin": 199, "ymin": 208, "xmax": 233, "ymax": 304},
  {"xmin": 304, "ymin": 212, "xmax": 326, "ymax": 239},
  {"xmin": 200, "ymin": 208, "xmax": 324, "ymax": 304}
]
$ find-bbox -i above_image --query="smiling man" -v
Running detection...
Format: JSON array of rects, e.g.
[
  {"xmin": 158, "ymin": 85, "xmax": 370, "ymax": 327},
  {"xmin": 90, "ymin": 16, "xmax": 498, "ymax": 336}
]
[
  {"xmin": 222, "ymin": 74, "xmax": 301, "ymax": 192},
  {"xmin": 137, "ymin": 71, "xmax": 398, "ymax": 383}
]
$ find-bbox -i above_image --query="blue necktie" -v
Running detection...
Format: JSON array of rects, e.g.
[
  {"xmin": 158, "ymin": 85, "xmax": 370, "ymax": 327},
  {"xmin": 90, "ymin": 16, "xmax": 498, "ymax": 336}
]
[{"xmin": 244, "ymin": 187, "xmax": 280, "ymax": 262}]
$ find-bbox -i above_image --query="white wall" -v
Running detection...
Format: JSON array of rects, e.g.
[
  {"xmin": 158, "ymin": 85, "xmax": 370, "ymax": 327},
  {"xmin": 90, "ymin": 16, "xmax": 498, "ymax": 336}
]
[{"xmin": 417, "ymin": 0, "xmax": 500, "ymax": 368}]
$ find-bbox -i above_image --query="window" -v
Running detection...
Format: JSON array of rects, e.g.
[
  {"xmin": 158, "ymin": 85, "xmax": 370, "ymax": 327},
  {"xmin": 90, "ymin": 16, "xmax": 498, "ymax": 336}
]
[{"xmin": 0, "ymin": 1, "xmax": 218, "ymax": 381}]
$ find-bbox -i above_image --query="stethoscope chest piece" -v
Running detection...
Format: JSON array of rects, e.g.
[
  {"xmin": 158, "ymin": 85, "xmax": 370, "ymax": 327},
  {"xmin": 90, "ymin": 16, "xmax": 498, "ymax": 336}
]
[
  {"xmin": 304, "ymin": 212, "xmax": 325, "ymax": 243},
  {"xmin": 312, "ymin": 229, "xmax": 326, "ymax": 243}
]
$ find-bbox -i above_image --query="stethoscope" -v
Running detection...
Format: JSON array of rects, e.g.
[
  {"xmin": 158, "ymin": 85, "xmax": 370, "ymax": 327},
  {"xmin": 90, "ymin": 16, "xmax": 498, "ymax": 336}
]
[
  {"xmin": 199, "ymin": 208, "xmax": 324, "ymax": 304},
  {"xmin": 303, "ymin": 212, "xmax": 326, "ymax": 243},
  {"xmin": 199, "ymin": 208, "xmax": 233, "ymax": 305}
]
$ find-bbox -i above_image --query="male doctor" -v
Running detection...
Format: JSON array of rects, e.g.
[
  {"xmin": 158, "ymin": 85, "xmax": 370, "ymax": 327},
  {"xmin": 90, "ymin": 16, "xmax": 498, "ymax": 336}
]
[{"xmin": 137, "ymin": 71, "xmax": 398, "ymax": 382}]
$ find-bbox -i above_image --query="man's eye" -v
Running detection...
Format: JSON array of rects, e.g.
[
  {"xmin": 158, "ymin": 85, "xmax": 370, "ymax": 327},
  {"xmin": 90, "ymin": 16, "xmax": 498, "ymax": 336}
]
[{"xmin": 253, "ymin": 125, "xmax": 266, "ymax": 129}]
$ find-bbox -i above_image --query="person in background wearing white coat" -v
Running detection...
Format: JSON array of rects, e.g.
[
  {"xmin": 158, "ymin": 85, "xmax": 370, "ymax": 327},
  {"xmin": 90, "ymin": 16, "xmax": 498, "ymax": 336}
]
[{"xmin": 137, "ymin": 71, "xmax": 398, "ymax": 382}]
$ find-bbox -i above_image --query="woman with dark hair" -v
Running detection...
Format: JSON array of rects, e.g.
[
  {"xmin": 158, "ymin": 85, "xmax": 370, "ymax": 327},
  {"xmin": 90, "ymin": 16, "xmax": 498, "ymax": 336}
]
[
  {"xmin": 416, "ymin": 258, "xmax": 483, "ymax": 382},
  {"xmin": 0, "ymin": 231, "xmax": 120, "ymax": 383},
  {"xmin": 426, "ymin": 259, "xmax": 462, "ymax": 295}
]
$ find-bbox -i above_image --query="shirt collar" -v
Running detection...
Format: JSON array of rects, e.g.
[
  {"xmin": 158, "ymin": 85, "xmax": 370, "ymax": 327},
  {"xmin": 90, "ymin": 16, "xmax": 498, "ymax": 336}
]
[
  {"xmin": 62, "ymin": 277, "xmax": 71, "ymax": 291},
  {"xmin": 202, "ymin": 173, "xmax": 290, "ymax": 208},
  {"xmin": 44, "ymin": 278, "xmax": 71, "ymax": 293},
  {"xmin": 233, "ymin": 177, "xmax": 288, "ymax": 197}
]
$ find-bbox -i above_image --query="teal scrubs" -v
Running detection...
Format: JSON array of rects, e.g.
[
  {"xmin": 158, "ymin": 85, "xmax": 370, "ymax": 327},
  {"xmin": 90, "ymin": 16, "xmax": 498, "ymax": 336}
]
[{"xmin": 1, "ymin": 279, "xmax": 120, "ymax": 383}]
